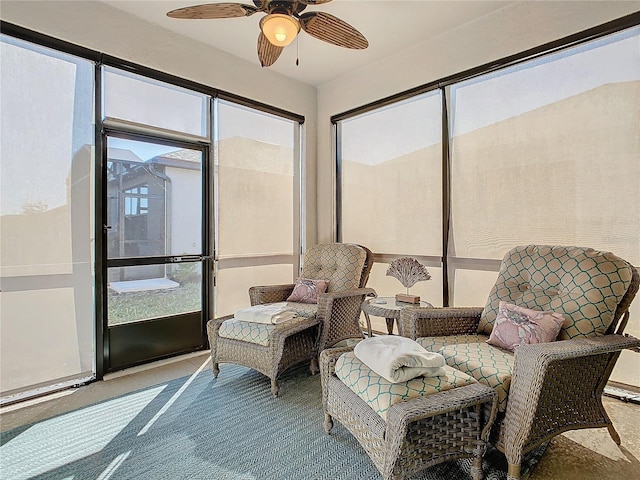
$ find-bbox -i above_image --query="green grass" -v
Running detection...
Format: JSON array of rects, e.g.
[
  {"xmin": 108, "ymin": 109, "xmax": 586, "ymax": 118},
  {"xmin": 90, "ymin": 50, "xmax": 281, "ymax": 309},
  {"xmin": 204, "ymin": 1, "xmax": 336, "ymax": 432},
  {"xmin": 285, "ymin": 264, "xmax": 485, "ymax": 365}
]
[{"xmin": 108, "ymin": 282, "xmax": 201, "ymax": 325}]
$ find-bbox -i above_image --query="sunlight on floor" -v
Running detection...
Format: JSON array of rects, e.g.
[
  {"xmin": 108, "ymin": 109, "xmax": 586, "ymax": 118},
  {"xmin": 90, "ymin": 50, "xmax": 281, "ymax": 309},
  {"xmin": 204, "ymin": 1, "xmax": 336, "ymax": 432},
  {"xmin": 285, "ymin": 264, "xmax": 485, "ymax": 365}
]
[
  {"xmin": 97, "ymin": 451, "xmax": 131, "ymax": 480},
  {"xmin": 0, "ymin": 386, "xmax": 166, "ymax": 479},
  {"xmin": 137, "ymin": 357, "xmax": 210, "ymax": 436}
]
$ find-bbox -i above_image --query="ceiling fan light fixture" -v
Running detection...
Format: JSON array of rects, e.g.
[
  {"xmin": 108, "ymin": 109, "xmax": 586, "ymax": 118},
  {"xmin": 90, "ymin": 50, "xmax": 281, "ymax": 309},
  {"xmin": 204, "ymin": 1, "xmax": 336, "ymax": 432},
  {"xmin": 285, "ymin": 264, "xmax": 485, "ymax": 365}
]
[{"xmin": 260, "ymin": 13, "xmax": 300, "ymax": 47}]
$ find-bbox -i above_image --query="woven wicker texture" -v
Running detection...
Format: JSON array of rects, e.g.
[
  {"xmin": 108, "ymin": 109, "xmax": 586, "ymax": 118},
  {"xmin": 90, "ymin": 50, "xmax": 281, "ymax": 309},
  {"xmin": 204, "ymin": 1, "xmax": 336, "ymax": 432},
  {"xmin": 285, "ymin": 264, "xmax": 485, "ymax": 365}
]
[
  {"xmin": 209, "ymin": 243, "xmax": 373, "ymax": 396},
  {"xmin": 398, "ymin": 245, "xmax": 640, "ymax": 480},
  {"xmin": 321, "ymin": 347, "xmax": 498, "ymax": 480}
]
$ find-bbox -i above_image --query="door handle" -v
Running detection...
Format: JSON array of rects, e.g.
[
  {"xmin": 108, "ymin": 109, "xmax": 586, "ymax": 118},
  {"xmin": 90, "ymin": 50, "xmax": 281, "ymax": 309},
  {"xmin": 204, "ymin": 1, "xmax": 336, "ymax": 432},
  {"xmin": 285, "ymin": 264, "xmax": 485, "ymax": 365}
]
[{"xmin": 169, "ymin": 255, "xmax": 213, "ymax": 263}]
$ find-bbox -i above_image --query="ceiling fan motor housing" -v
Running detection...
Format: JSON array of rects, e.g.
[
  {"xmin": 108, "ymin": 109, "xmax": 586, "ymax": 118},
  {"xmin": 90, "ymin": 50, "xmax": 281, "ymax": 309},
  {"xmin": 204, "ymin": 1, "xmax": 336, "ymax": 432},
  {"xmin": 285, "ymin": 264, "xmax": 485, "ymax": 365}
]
[{"xmin": 267, "ymin": 1, "xmax": 307, "ymax": 16}]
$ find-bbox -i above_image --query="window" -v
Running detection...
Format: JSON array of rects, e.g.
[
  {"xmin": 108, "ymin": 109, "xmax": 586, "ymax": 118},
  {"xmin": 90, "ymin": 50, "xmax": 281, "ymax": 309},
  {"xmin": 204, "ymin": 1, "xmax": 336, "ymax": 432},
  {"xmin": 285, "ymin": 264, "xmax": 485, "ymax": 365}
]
[
  {"xmin": 339, "ymin": 92, "xmax": 444, "ymax": 310},
  {"xmin": 103, "ymin": 66, "xmax": 208, "ymax": 138},
  {"xmin": 0, "ymin": 35, "xmax": 95, "ymax": 399},
  {"xmin": 215, "ymin": 100, "xmax": 302, "ymax": 317},
  {"xmin": 336, "ymin": 24, "xmax": 640, "ymax": 385},
  {"xmin": 448, "ymin": 26, "xmax": 640, "ymax": 306},
  {"xmin": 0, "ymin": 25, "xmax": 306, "ymax": 396},
  {"xmin": 124, "ymin": 186, "xmax": 149, "ymax": 216}
]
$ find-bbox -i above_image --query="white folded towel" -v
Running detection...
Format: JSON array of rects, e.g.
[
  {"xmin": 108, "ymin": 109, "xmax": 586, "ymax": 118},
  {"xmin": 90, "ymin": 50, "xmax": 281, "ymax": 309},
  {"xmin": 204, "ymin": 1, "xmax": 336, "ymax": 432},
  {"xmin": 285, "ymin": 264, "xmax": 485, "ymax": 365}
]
[
  {"xmin": 234, "ymin": 302, "xmax": 297, "ymax": 325},
  {"xmin": 354, "ymin": 335, "xmax": 446, "ymax": 383}
]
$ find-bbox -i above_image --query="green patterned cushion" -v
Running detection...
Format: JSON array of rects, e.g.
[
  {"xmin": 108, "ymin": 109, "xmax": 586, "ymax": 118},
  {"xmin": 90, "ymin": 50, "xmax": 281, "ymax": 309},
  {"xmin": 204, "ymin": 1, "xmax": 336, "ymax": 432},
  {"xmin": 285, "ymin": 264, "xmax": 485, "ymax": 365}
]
[
  {"xmin": 334, "ymin": 351, "xmax": 477, "ymax": 420},
  {"xmin": 479, "ymin": 245, "xmax": 633, "ymax": 340},
  {"xmin": 218, "ymin": 318, "xmax": 273, "ymax": 346},
  {"xmin": 219, "ymin": 303, "xmax": 317, "ymax": 346},
  {"xmin": 301, "ymin": 243, "xmax": 367, "ymax": 292},
  {"xmin": 416, "ymin": 335, "xmax": 480, "ymax": 353},
  {"xmin": 417, "ymin": 335, "xmax": 514, "ymax": 413},
  {"xmin": 440, "ymin": 337, "xmax": 513, "ymax": 413}
]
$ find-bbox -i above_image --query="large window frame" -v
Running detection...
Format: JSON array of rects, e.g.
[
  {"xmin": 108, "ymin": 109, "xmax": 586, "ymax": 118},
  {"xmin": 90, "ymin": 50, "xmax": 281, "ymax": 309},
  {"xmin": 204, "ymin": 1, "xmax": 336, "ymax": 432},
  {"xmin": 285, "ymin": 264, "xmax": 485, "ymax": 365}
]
[
  {"xmin": 336, "ymin": 91, "xmax": 445, "ymax": 308},
  {"xmin": 334, "ymin": 13, "xmax": 640, "ymax": 387},
  {"xmin": 213, "ymin": 98, "xmax": 304, "ymax": 318},
  {"xmin": 0, "ymin": 21, "xmax": 306, "ymax": 403},
  {"xmin": 0, "ymin": 33, "xmax": 96, "ymax": 403},
  {"xmin": 334, "ymin": 12, "xmax": 640, "ymax": 309}
]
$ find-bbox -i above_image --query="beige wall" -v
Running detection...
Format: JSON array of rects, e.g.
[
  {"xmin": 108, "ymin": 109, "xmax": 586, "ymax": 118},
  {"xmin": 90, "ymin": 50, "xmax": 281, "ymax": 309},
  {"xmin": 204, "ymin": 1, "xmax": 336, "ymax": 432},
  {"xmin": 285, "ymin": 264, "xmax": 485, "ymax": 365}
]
[
  {"xmin": 342, "ymin": 146, "xmax": 442, "ymax": 255},
  {"xmin": 218, "ymin": 136, "xmax": 295, "ymax": 257}
]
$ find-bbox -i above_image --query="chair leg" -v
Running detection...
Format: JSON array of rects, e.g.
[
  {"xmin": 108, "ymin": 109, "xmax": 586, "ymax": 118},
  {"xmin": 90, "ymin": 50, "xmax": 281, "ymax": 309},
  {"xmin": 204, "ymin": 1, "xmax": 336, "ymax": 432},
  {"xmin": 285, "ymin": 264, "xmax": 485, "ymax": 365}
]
[
  {"xmin": 470, "ymin": 456, "xmax": 484, "ymax": 480},
  {"xmin": 212, "ymin": 362, "xmax": 220, "ymax": 378},
  {"xmin": 324, "ymin": 413, "xmax": 333, "ymax": 434},
  {"xmin": 270, "ymin": 378, "xmax": 280, "ymax": 397},
  {"xmin": 607, "ymin": 424, "xmax": 621, "ymax": 445},
  {"xmin": 507, "ymin": 463, "xmax": 521, "ymax": 480},
  {"xmin": 309, "ymin": 357, "xmax": 319, "ymax": 375}
]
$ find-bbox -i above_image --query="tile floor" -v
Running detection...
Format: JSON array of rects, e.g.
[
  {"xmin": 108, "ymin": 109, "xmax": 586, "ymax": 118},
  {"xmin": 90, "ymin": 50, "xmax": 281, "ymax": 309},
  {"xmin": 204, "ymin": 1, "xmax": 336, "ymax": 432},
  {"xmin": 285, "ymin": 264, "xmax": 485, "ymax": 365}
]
[{"xmin": 1, "ymin": 351, "xmax": 639, "ymax": 479}]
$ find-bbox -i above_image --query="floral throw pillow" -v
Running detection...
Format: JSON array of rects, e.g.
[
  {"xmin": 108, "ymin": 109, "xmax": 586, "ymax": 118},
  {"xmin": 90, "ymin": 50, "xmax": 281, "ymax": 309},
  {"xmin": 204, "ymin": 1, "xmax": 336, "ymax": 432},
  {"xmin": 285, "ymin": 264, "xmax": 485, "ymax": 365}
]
[
  {"xmin": 286, "ymin": 278, "xmax": 329, "ymax": 304},
  {"xmin": 487, "ymin": 301, "xmax": 565, "ymax": 352}
]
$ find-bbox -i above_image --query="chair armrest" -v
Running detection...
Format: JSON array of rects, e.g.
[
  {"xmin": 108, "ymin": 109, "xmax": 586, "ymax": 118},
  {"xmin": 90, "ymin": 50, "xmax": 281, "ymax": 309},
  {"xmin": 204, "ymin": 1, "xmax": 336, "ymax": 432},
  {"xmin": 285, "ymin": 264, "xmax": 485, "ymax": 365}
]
[
  {"xmin": 317, "ymin": 287, "xmax": 377, "ymax": 322},
  {"xmin": 249, "ymin": 284, "xmax": 296, "ymax": 306},
  {"xmin": 398, "ymin": 307, "xmax": 483, "ymax": 339},
  {"xmin": 317, "ymin": 288, "xmax": 377, "ymax": 350},
  {"xmin": 515, "ymin": 334, "xmax": 640, "ymax": 363},
  {"xmin": 320, "ymin": 346, "xmax": 355, "ymax": 379},
  {"xmin": 319, "ymin": 287, "xmax": 377, "ymax": 303},
  {"xmin": 502, "ymin": 334, "xmax": 640, "ymax": 458},
  {"xmin": 319, "ymin": 346, "xmax": 356, "ymax": 409},
  {"xmin": 271, "ymin": 315, "xmax": 320, "ymax": 338},
  {"xmin": 206, "ymin": 314, "xmax": 234, "ymax": 348}
]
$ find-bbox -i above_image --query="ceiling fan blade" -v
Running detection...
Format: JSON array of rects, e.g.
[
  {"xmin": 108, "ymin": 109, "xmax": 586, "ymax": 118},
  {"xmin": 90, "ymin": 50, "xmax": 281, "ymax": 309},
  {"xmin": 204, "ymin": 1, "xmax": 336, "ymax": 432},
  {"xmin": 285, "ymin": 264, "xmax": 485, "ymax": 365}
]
[
  {"xmin": 167, "ymin": 3, "xmax": 260, "ymax": 19},
  {"xmin": 297, "ymin": 0, "xmax": 333, "ymax": 5},
  {"xmin": 257, "ymin": 32, "xmax": 284, "ymax": 67},
  {"xmin": 299, "ymin": 11, "xmax": 368, "ymax": 49}
]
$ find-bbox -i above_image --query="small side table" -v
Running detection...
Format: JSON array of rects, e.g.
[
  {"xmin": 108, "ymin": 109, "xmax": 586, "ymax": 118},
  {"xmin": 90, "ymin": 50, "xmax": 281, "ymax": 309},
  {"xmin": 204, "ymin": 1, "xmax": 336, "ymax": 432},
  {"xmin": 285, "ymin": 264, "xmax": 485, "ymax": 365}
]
[{"xmin": 362, "ymin": 296, "xmax": 433, "ymax": 335}]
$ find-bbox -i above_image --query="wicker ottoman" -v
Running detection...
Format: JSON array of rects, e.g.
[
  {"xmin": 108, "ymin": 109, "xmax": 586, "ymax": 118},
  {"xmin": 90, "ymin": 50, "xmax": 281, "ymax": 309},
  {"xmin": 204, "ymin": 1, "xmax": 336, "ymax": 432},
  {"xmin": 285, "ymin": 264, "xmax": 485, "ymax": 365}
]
[{"xmin": 320, "ymin": 347, "xmax": 498, "ymax": 480}]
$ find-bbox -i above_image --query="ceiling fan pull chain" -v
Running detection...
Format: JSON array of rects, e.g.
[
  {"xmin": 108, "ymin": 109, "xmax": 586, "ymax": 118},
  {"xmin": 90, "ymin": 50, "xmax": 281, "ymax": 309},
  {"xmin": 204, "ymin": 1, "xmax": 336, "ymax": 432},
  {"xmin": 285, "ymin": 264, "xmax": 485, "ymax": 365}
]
[{"xmin": 296, "ymin": 35, "xmax": 300, "ymax": 66}]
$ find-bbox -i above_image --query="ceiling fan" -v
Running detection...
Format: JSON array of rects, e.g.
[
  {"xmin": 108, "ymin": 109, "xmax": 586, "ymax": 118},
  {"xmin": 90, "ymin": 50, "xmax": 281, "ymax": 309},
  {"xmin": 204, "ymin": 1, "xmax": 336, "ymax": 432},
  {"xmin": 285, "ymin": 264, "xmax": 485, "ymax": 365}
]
[{"xmin": 167, "ymin": 0, "xmax": 368, "ymax": 67}]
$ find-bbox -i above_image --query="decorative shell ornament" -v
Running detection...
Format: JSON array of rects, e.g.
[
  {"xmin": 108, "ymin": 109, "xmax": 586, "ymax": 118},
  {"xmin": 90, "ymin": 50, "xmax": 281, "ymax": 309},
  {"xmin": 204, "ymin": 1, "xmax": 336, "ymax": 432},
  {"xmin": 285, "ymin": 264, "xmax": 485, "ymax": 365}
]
[{"xmin": 386, "ymin": 257, "xmax": 431, "ymax": 293}]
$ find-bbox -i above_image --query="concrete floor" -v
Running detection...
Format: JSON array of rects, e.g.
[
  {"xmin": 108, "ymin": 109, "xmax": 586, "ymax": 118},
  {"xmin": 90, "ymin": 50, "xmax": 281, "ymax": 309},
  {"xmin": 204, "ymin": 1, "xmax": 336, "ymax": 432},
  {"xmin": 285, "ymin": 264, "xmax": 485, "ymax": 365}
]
[{"xmin": 1, "ymin": 351, "xmax": 639, "ymax": 479}]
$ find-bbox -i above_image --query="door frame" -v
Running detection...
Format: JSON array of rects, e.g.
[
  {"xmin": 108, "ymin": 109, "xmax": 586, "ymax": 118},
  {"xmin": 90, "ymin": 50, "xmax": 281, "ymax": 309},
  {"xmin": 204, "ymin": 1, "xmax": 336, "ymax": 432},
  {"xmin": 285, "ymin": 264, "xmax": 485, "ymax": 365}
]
[{"xmin": 99, "ymin": 128, "xmax": 212, "ymax": 373}]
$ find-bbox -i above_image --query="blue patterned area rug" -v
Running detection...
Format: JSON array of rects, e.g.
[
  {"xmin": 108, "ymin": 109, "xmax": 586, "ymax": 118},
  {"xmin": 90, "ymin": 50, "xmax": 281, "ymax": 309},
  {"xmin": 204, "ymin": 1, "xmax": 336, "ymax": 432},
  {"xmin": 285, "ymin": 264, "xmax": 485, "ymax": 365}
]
[{"xmin": 1, "ymin": 364, "xmax": 546, "ymax": 479}]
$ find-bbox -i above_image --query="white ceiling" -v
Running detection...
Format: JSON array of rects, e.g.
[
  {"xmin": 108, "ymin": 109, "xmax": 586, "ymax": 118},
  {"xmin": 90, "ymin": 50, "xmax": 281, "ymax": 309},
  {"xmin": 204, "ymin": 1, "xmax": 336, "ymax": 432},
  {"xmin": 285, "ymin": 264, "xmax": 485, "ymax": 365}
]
[{"xmin": 103, "ymin": 0, "xmax": 514, "ymax": 87}]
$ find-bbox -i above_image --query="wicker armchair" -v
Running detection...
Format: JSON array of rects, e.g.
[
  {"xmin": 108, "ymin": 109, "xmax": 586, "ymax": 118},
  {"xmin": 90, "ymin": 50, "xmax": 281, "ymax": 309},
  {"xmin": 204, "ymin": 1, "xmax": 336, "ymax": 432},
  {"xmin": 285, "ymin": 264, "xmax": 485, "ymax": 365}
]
[
  {"xmin": 207, "ymin": 243, "xmax": 374, "ymax": 396},
  {"xmin": 321, "ymin": 346, "xmax": 498, "ymax": 480},
  {"xmin": 398, "ymin": 245, "xmax": 640, "ymax": 480}
]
